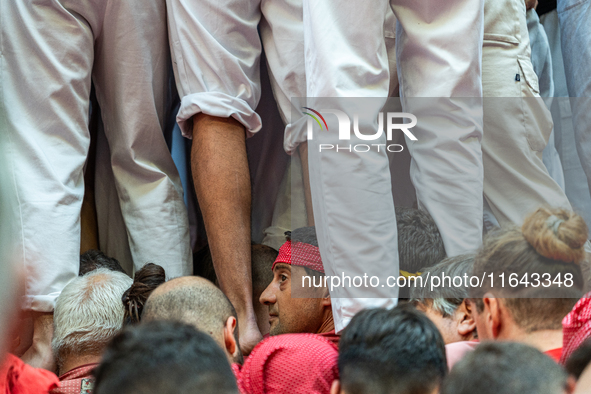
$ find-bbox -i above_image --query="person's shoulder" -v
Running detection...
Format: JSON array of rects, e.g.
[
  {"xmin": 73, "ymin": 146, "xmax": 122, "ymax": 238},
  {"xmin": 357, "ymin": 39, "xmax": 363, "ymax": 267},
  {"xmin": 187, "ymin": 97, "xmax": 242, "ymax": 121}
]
[
  {"xmin": 445, "ymin": 340, "xmax": 479, "ymax": 370},
  {"xmin": 3, "ymin": 354, "xmax": 60, "ymax": 394}
]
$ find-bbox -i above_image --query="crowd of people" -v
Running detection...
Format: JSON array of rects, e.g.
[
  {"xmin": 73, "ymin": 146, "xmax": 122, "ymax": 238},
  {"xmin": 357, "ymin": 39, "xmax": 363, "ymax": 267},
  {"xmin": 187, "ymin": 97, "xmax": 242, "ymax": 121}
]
[
  {"xmin": 0, "ymin": 207, "xmax": 589, "ymax": 393},
  {"xmin": 1, "ymin": 0, "xmax": 591, "ymax": 391}
]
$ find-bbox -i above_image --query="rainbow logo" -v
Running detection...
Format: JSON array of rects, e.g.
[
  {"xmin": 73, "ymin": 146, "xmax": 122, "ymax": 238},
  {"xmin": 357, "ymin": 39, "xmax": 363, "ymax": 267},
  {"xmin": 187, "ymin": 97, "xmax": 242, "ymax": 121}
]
[{"xmin": 302, "ymin": 107, "xmax": 329, "ymax": 131}]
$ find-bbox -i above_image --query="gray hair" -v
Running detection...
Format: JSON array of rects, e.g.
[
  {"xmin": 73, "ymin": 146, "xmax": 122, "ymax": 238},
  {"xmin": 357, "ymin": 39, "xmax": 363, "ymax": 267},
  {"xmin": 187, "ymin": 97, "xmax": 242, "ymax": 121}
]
[
  {"xmin": 52, "ymin": 268, "xmax": 132, "ymax": 366},
  {"xmin": 410, "ymin": 254, "xmax": 475, "ymax": 317}
]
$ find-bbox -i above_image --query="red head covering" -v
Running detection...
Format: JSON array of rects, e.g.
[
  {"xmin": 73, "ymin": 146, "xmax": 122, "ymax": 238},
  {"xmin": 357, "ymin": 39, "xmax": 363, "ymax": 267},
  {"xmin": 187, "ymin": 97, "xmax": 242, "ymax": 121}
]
[
  {"xmin": 272, "ymin": 241, "xmax": 324, "ymax": 274},
  {"xmin": 235, "ymin": 333, "xmax": 338, "ymax": 394},
  {"xmin": 560, "ymin": 292, "xmax": 591, "ymax": 364}
]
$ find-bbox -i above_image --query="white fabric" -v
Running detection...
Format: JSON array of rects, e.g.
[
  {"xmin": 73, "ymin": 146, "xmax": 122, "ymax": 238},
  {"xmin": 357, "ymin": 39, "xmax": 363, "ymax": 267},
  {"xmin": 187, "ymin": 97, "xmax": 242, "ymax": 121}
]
[
  {"xmin": 167, "ymin": 0, "xmax": 405, "ymax": 331},
  {"xmin": 303, "ymin": 0, "xmax": 485, "ymax": 331},
  {"xmin": 540, "ymin": 10, "xmax": 591, "ymax": 229},
  {"xmin": 1, "ymin": 0, "xmax": 192, "ymax": 311},
  {"xmin": 481, "ymin": 0, "xmax": 572, "ymax": 228}
]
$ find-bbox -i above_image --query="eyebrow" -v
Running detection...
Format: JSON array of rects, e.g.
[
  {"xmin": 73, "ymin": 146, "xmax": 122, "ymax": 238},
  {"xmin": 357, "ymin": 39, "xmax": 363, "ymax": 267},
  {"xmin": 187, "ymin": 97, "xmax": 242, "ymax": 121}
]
[{"xmin": 273, "ymin": 263, "xmax": 291, "ymax": 272}]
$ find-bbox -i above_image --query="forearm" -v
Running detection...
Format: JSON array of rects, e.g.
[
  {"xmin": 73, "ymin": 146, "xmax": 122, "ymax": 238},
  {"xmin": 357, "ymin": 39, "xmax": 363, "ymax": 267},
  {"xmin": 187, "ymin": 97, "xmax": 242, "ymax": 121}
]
[{"xmin": 190, "ymin": 113, "xmax": 254, "ymax": 315}]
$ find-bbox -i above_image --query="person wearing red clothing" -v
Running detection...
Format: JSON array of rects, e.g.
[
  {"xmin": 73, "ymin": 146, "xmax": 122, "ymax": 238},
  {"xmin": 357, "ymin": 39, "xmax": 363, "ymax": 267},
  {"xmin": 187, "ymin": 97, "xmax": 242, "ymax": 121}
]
[
  {"xmin": 260, "ymin": 227, "xmax": 338, "ymax": 345},
  {"xmin": 50, "ymin": 364, "xmax": 96, "ymax": 394},
  {"xmin": 470, "ymin": 208, "xmax": 587, "ymax": 363},
  {"xmin": 234, "ymin": 334, "xmax": 338, "ymax": 394},
  {"xmin": 0, "ymin": 354, "xmax": 59, "ymax": 394}
]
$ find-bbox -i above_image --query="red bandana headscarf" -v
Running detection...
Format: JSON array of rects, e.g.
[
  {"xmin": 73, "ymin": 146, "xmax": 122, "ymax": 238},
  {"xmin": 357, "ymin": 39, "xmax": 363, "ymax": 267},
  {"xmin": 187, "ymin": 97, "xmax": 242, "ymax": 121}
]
[
  {"xmin": 561, "ymin": 292, "xmax": 591, "ymax": 364},
  {"xmin": 272, "ymin": 240, "xmax": 324, "ymax": 274},
  {"xmin": 235, "ymin": 334, "xmax": 338, "ymax": 394}
]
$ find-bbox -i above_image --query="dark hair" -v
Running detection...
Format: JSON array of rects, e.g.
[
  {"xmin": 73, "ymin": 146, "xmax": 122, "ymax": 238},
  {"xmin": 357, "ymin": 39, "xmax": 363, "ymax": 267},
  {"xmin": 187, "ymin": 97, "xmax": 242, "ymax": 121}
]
[
  {"xmin": 338, "ymin": 305, "xmax": 446, "ymax": 394},
  {"xmin": 566, "ymin": 338, "xmax": 591, "ymax": 379},
  {"xmin": 251, "ymin": 244, "xmax": 278, "ymax": 295},
  {"xmin": 285, "ymin": 227, "xmax": 318, "ymax": 247},
  {"xmin": 410, "ymin": 254, "xmax": 475, "ymax": 317},
  {"xmin": 93, "ymin": 321, "xmax": 238, "ymax": 394},
  {"xmin": 80, "ymin": 250, "xmax": 126, "ymax": 276},
  {"xmin": 441, "ymin": 342, "xmax": 568, "ymax": 394},
  {"xmin": 471, "ymin": 208, "xmax": 586, "ymax": 331},
  {"xmin": 122, "ymin": 263, "xmax": 166, "ymax": 325},
  {"xmin": 395, "ymin": 207, "xmax": 446, "ymax": 274}
]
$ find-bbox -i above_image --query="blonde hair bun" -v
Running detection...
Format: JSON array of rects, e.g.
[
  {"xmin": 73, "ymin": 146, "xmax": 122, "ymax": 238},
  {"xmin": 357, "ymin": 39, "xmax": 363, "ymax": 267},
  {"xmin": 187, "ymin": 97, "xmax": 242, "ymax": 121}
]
[{"xmin": 522, "ymin": 207, "xmax": 588, "ymax": 264}]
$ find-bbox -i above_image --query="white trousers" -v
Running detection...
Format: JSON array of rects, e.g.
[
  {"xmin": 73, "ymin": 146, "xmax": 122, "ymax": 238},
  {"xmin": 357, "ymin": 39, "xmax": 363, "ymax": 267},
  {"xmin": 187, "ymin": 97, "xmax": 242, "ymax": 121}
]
[
  {"xmin": 1, "ymin": 0, "xmax": 192, "ymax": 312},
  {"xmin": 540, "ymin": 10, "xmax": 591, "ymax": 228},
  {"xmin": 303, "ymin": 0, "xmax": 485, "ymax": 331},
  {"xmin": 481, "ymin": 0, "xmax": 572, "ymax": 228}
]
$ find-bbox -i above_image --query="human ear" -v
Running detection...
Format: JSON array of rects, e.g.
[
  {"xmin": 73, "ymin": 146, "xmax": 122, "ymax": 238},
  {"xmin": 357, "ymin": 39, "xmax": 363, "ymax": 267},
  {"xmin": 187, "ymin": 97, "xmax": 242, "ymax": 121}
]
[
  {"xmin": 330, "ymin": 379, "xmax": 341, "ymax": 394},
  {"xmin": 457, "ymin": 299, "xmax": 477, "ymax": 340},
  {"xmin": 224, "ymin": 316, "xmax": 238, "ymax": 357},
  {"xmin": 483, "ymin": 295, "xmax": 501, "ymax": 339}
]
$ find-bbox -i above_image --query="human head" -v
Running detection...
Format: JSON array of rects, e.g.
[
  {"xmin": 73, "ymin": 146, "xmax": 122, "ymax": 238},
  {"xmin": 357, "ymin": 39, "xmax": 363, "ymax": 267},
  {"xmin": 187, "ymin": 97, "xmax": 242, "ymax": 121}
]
[
  {"xmin": 441, "ymin": 342, "xmax": 571, "ymax": 394},
  {"xmin": 122, "ymin": 263, "xmax": 166, "ymax": 324},
  {"xmin": 93, "ymin": 321, "xmax": 238, "ymax": 394},
  {"xmin": 471, "ymin": 208, "xmax": 586, "ymax": 342},
  {"xmin": 52, "ymin": 268, "xmax": 132, "ymax": 374},
  {"xmin": 236, "ymin": 333, "xmax": 339, "ymax": 394},
  {"xmin": 395, "ymin": 207, "xmax": 447, "ymax": 274},
  {"xmin": 260, "ymin": 227, "xmax": 332, "ymax": 336},
  {"xmin": 251, "ymin": 244, "xmax": 277, "ymax": 336},
  {"xmin": 142, "ymin": 276, "xmax": 242, "ymax": 364},
  {"xmin": 79, "ymin": 249, "xmax": 126, "ymax": 276},
  {"xmin": 411, "ymin": 254, "xmax": 477, "ymax": 343},
  {"xmin": 333, "ymin": 305, "xmax": 447, "ymax": 394}
]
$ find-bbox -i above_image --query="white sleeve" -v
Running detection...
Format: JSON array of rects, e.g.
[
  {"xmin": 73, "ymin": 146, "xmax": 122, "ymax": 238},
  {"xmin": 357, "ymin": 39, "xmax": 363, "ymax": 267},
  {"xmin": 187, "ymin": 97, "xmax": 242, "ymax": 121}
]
[{"xmin": 167, "ymin": 0, "xmax": 263, "ymax": 138}]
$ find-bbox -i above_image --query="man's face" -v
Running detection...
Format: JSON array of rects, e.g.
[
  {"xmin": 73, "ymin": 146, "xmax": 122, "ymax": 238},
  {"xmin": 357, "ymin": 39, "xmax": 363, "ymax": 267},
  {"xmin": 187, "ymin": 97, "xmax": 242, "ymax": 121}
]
[{"xmin": 259, "ymin": 263, "xmax": 326, "ymax": 336}]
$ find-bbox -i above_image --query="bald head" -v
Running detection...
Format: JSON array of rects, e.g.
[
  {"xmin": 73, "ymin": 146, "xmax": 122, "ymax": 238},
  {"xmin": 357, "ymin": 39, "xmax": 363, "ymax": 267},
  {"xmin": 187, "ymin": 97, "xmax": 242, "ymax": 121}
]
[{"xmin": 143, "ymin": 277, "xmax": 237, "ymax": 342}]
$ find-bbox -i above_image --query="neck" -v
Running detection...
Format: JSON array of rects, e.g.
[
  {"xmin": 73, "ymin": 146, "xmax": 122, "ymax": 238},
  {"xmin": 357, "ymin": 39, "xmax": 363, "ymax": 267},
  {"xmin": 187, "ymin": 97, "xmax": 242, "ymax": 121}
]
[
  {"xmin": 59, "ymin": 354, "xmax": 102, "ymax": 376},
  {"xmin": 499, "ymin": 326, "xmax": 563, "ymax": 353},
  {"xmin": 519, "ymin": 329, "xmax": 563, "ymax": 353},
  {"xmin": 317, "ymin": 312, "xmax": 335, "ymax": 334}
]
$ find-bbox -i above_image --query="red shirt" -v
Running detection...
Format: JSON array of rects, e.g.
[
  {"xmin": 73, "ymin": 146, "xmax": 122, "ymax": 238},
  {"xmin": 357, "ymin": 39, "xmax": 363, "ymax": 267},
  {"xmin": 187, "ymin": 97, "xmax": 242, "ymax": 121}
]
[
  {"xmin": 50, "ymin": 363, "xmax": 98, "ymax": 394},
  {"xmin": 0, "ymin": 354, "xmax": 59, "ymax": 394}
]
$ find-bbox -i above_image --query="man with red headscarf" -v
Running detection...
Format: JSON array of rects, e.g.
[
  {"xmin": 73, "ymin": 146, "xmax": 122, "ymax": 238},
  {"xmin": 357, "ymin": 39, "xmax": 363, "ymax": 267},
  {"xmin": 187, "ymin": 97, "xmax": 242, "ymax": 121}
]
[
  {"xmin": 260, "ymin": 227, "xmax": 339, "ymax": 345},
  {"xmin": 234, "ymin": 333, "xmax": 338, "ymax": 394}
]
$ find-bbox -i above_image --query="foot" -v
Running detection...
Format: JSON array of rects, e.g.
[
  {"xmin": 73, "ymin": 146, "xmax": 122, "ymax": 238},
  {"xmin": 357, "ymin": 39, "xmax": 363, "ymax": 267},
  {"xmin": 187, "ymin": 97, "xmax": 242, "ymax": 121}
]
[
  {"xmin": 20, "ymin": 313, "xmax": 56, "ymax": 372},
  {"xmin": 238, "ymin": 318, "xmax": 263, "ymax": 356}
]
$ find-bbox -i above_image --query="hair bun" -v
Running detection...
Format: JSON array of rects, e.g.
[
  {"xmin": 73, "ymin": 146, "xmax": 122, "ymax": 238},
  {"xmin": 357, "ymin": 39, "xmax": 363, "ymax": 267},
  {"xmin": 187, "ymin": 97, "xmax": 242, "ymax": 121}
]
[
  {"xmin": 122, "ymin": 263, "xmax": 166, "ymax": 324},
  {"xmin": 522, "ymin": 208, "xmax": 588, "ymax": 264}
]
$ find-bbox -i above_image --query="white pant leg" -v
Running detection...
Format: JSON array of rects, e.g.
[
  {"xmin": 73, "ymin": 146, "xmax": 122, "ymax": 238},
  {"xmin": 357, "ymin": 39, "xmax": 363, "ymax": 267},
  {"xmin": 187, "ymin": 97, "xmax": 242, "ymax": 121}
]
[
  {"xmin": 540, "ymin": 10, "xmax": 591, "ymax": 228},
  {"xmin": 481, "ymin": 0, "xmax": 571, "ymax": 228},
  {"xmin": 303, "ymin": 0, "xmax": 398, "ymax": 332},
  {"xmin": 1, "ymin": 0, "xmax": 95, "ymax": 311},
  {"xmin": 260, "ymin": 0, "xmax": 401, "ymax": 255},
  {"xmin": 526, "ymin": 9, "xmax": 566, "ymax": 191},
  {"xmin": 557, "ymin": 0, "xmax": 591, "ymax": 197},
  {"xmin": 392, "ymin": 0, "xmax": 485, "ymax": 256},
  {"xmin": 92, "ymin": 0, "xmax": 192, "ymax": 277}
]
